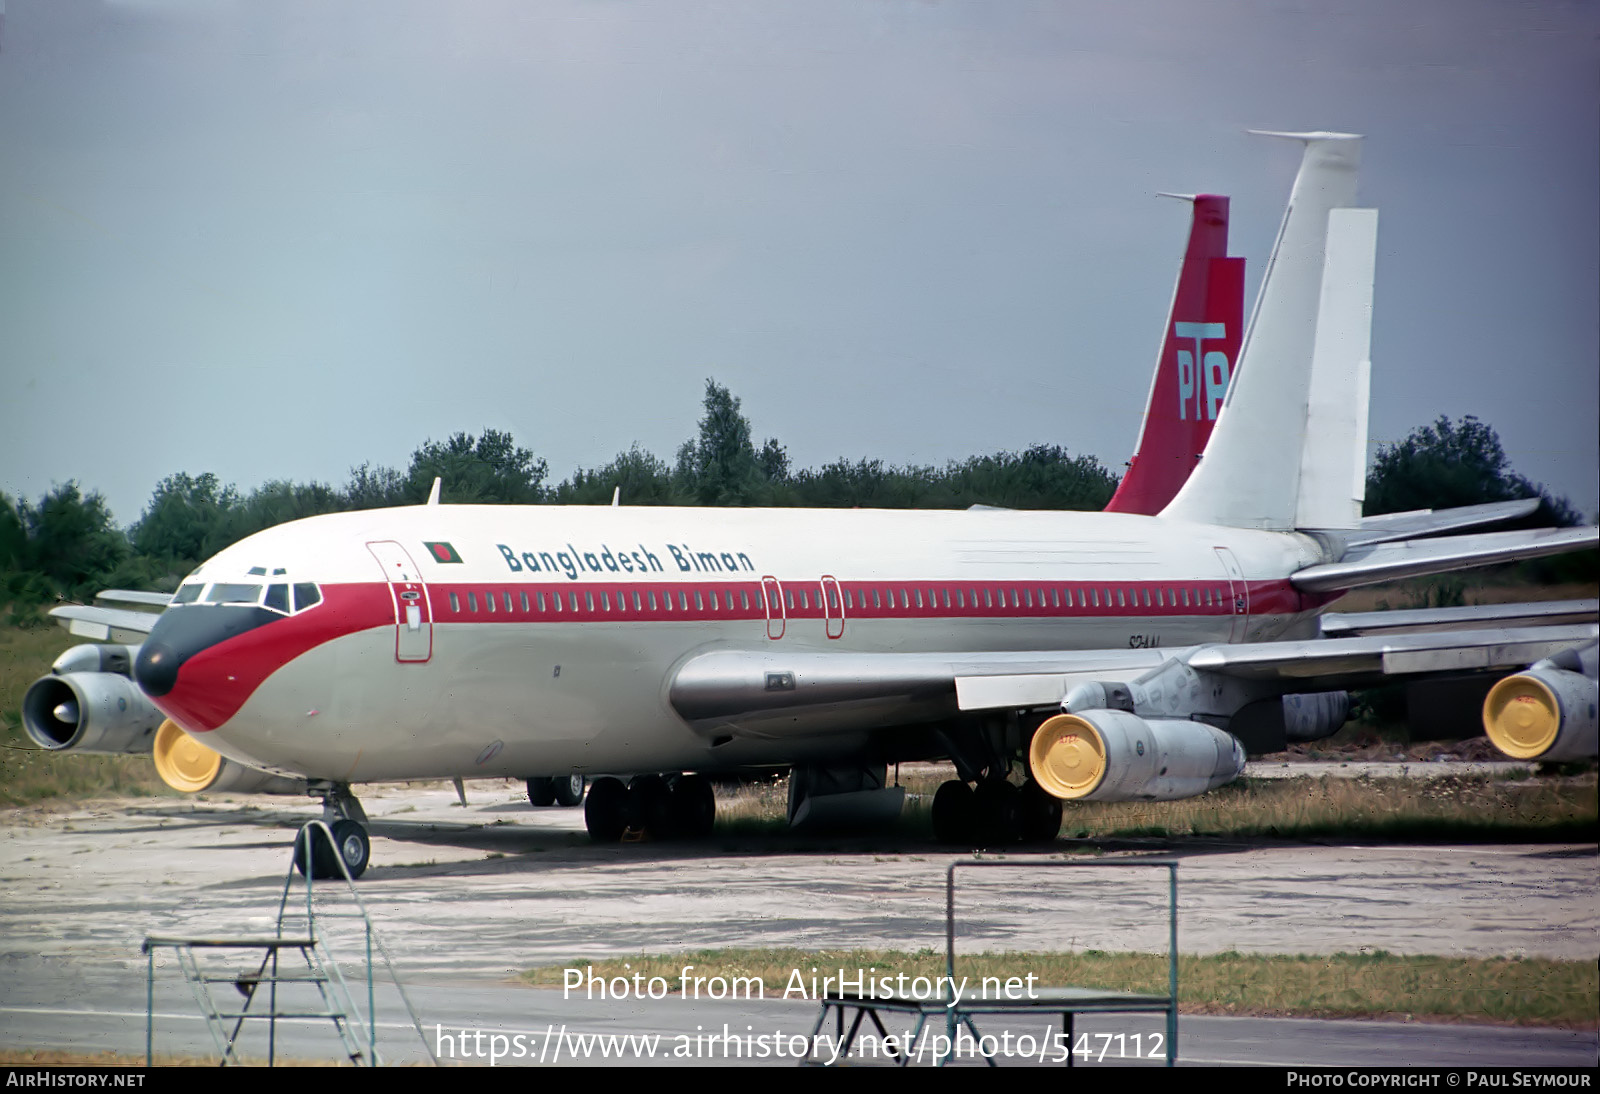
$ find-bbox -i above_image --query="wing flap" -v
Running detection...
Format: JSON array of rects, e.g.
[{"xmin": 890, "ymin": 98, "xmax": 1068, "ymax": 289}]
[{"xmin": 1186, "ymin": 623, "xmax": 1597, "ymax": 684}]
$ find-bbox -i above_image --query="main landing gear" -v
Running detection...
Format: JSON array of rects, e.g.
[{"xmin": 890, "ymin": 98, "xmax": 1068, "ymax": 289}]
[
  {"xmin": 526, "ymin": 775, "xmax": 587, "ymax": 808},
  {"xmin": 294, "ymin": 782, "xmax": 372, "ymax": 880},
  {"xmin": 583, "ymin": 773, "xmax": 716, "ymax": 843},
  {"xmin": 931, "ymin": 778, "xmax": 1062, "ymax": 846}
]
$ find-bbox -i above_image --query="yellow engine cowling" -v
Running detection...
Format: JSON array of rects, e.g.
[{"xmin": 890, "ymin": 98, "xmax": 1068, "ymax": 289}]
[
  {"xmin": 1028, "ymin": 709, "xmax": 1245, "ymax": 802},
  {"xmin": 1483, "ymin": 668, "xmax": 1598, "ymax": 762},
  {"xmin": 152, "ymin": 720, "xmax": 305, "ymax": 794}
]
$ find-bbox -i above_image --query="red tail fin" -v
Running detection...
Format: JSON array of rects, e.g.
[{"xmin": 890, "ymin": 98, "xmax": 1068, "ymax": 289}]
[{"xmin": 1104, "ymin": 195, "xmax": 1245, "ymax": 514}]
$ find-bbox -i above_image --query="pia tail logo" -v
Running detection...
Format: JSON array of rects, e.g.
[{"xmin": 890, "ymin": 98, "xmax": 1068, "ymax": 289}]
[{"xmin": 1174, "ymin": 321, "xmax": 1230, "ymax": 421}]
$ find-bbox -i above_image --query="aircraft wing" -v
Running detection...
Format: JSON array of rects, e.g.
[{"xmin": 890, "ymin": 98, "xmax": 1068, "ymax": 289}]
[
  {"xmin": 49, "ymin": 604, "xmax": 161, "ymax": 644},
  {"xmin": 668, "ymin": 622, "xmax": 1598, "ymax": 738},
  {"xmin": 1335, "ymin": 499, "xmax": 1540, "ymax": 546},
  {"xmin": 1320, "ymin": 599, "xmax": 1599, "ymax": 637},
  {"xmin": 1292, "ymin": 526, "xmax": 1598, "ymax": 593}
]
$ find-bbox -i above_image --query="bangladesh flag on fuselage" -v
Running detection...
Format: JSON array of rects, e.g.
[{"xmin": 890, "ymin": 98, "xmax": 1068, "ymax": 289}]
[{"xmin": 424, "ymin": 541, "xmax": 463, "ymax": 564}]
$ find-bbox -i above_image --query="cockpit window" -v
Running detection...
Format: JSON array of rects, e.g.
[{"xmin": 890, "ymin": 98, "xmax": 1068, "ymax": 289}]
[
  {"xmin": 173, "ymin": 584, "xmax": 204, "ymax": 604},
  {"xmin": 247, "ymin": 567, "xmax": 267, "ymax": 576},
  {"xmin": 204, "ymin": 583, "xmax": 263, "ymax": 604},
  {"xmin": 264, "ymin": 584, "xmax": 290, "ymax": 613},
  {"xmin": 293, "ymin": 583, "xmax": 322, "ymax": 611}
]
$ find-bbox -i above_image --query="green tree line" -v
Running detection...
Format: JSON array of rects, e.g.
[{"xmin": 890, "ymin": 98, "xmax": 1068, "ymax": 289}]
[{"xmin": 0, "ymin": 382, "xmax": 1587, "ymax": 622}]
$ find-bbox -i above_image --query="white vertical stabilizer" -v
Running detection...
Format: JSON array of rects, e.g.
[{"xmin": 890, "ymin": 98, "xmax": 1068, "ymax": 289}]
[
  {"xmin": 1161, "ymin": 132, "xmax": 1362, "ymax": 530},
  {"xmin": 1296, "ymin": 207, "xmax": 1378, "ymax": 529}
]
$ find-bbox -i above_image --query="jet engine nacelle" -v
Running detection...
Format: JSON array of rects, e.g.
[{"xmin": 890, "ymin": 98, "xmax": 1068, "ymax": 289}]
[
  {"xmin": 21, "ymin": 667, "xmax": 305, "ymax": 794},
  {"xmin": 150, "ymin": 719, "xmax": 306, "ymax": 795},
  {"xmin": 22, "ymin": 671, "xmax": 164, "ymax": 755},
  {"xmin": 1482, "ymin": 648, "xmax": 1598, "ymax": 762},
  {"xmin": 1028, "ymin": 709, "xmax": 1246, "ymax": 802}
]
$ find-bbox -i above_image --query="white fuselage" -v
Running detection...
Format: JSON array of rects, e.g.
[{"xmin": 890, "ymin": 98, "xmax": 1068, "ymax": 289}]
[{"xmin": 147, "ymin": 504, "xmax": 1329, "ymax": 782}]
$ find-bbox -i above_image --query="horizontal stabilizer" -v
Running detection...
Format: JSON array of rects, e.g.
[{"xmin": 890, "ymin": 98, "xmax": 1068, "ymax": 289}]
[
  {"xmin": 1340, "ymin": 499, "xmax": 1542, "ymax": 546},
  {"xmin": 1321, "ymin": 599, "xmax": 1599, "ymax": 637},
  {"xmin": 1292, "ymin": 527, "xmax": 1599, "ymax": 593}
]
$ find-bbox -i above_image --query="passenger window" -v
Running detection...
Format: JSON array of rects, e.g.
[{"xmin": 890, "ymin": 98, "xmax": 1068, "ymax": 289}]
[
  {"xmin": 293, "ymin": 583, "xmax": 321, "ymax": 611},
  {"xmin": 570, "ymin": 591, "xmax": 580, "ymax": 612},
  {"xmin": 1142, "ymin": 589, "xmax": 1150, "ymax": 608},
  {"xmin": 586, "ymin": 591, "xmax": 595, "ymax": 612},
  {"xmin": 635, "ymin": 591, "xmax": 643, "ymax": 611},
  {"xmin": 486, "ymin": 591, "xmax": 496, "ymax": 613},
  {"xmin": 648, "ymin": 591, "xmax": 658, "ymax": 611},
  {"xmin": 553, "ymin": 592, "xmax": 562, "ymax": 612},
  {"xmin": 872, "ymin": 589, "xmax": 882, "ymax": 610},
  {"xmin": 468, "ymin": 592, "xmax": 478, "ymax": 612},
  {"xmin": 915, "ymin": 589, "xmax": 924, "ymax": 609},
  {"xmin": 537, "ymin": 591, "xmax": 547, "ymax": 612},
  {"xmin": 1116, "ymin": 589, "xmax": 1126, "ymax": 608},
  {"xmin": 450, "ymin": 592, "xmax": 460, "ymax": 613},
  {"xmin": 955, "ymin": 589, "xmax": 965, "ymax": 609},
  {"xmin": 504, "ymin": 591, "xmax": 514, "ymax": 612},
  {"xmin": 601, "ymin": 592, "xmax": 611, "ymax": 611},
  {"xmin": 679, "ymin": 591, "xmax": 688, "ymax": 611},
  {"xmin": 695, "ymin": 590, "xmax": 704, "ymax": 611},
  {"xmin": 740, "ymin": 590, "xmax": 750, "ymax": 611},
  {"xmin": 520, "ymin": 591, "xmax": 529, "ymax": 612},
  {"xmin": 265, "ymin": 584, "xmax": 289, "ymax": 613}
]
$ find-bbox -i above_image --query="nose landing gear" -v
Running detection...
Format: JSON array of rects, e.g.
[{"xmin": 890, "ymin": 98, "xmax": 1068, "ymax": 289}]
[{"xmin": 295, "ymin": 782, "xmax": 372, "ymax": 880}]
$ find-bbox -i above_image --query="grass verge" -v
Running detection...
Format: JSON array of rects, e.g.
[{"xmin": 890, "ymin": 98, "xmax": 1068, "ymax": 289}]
[
  {"xmin": 0, "ymin": 624, "xmax": 172, "ymax": 807},
  {"xmin": 522, "ymin": 948, "xmax": 1598, "ymax": 1027},
  {"xmin": 713, "ymin": 770, "xmax": 1598, "ymax": 843}
]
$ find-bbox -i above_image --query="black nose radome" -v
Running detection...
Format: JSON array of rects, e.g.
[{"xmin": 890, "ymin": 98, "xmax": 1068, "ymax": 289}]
[
  {"xmin": 134, "ymin": 640, "xmax": 182, "ymax": 697},
  {"xmin": 134, "ymin": 606, "xmax": 280, "ymax": 698}
]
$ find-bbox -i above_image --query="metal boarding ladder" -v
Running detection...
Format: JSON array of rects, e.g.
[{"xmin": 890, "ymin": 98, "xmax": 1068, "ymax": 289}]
[{"xmin": 143, "ymin": 820, "xmax": 437, "ymax": 1066}]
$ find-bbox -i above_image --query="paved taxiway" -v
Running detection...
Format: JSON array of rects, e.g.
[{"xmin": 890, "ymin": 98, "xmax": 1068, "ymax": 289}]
[{"xmin": 1, "ymin": 777, "xmax": 1594, "ymax": 1065}]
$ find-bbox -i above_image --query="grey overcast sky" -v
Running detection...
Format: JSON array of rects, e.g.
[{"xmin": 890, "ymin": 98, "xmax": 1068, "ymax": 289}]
[{"xmin": 2, "ymin": 0, "xmax": 1596, "ymax": 526}]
